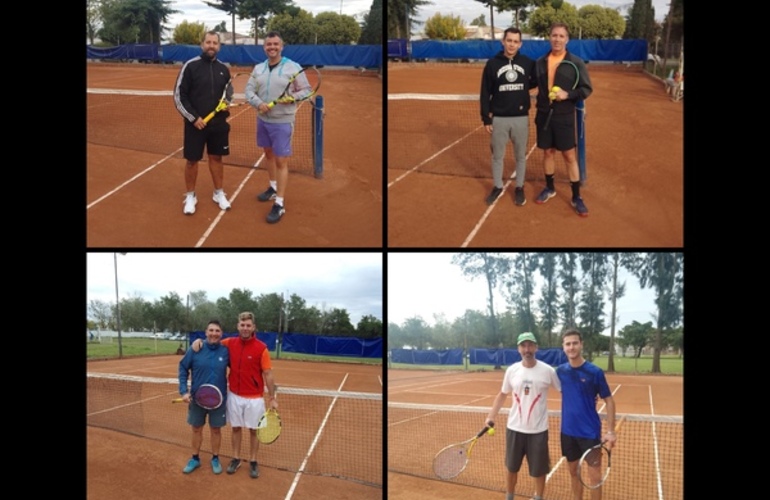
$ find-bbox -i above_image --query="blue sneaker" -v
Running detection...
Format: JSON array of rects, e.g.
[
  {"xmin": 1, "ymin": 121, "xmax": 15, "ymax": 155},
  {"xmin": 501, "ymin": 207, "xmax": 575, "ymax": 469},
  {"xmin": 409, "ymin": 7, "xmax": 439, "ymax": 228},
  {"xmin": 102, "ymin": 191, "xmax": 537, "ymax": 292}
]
[
  {"xmin": 535, "ymin": 188, "xmax": 556, "ymax": 204},
  {"xmin": 211, "ymin": 457, "xmax": 222, "ymax": 474},
  {"xmin": 183, "ymin": 458, "xmax": 201, "ymax": 474},
  {"xmin": 571, "ymin": 197, "xmax": 589, "ymax": 217}
]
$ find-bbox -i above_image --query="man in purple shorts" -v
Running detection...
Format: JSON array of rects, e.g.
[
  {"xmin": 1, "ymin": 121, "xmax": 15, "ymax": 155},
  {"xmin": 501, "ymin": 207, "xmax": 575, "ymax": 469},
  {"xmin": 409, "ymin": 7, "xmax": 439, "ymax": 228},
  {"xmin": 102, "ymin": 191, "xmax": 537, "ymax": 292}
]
[{"xmin": 245, "ymin": 31, "xmax": 311, "ymax": 224}]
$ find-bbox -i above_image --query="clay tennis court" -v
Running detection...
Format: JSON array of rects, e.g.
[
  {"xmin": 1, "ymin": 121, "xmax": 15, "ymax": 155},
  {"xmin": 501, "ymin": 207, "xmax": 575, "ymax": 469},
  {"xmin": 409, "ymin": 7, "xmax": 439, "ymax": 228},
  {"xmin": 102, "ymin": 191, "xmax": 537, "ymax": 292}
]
[
  {"xmin": 87, "ymin": 63, "xmax": 382, "ymax": 247},
  {"xmin": 387, "ymin": 63, "xmax": 683, "ymax": 247},
  {"xmin": 87, "ymin": 356, "xmax": 383, "ymax": 499},
  {"xmin": 387, "ymin": 369, "xmax": 683, "ymax": 499}
]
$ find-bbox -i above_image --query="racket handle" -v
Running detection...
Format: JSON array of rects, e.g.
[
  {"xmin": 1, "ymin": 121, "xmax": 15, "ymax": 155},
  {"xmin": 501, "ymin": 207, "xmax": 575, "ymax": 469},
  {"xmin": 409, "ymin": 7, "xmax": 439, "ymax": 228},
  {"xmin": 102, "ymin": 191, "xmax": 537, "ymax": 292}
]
[
  {"xmin": 171, "ymin": 398, "xmax": 185, "ymax": 403},
  {"xmin": 543, "ymin": 109, "xmax": 554, "ymax": 131},
  {"xmin": 202, "ymin": 111, "xmax": 215, "ymax": 124}
]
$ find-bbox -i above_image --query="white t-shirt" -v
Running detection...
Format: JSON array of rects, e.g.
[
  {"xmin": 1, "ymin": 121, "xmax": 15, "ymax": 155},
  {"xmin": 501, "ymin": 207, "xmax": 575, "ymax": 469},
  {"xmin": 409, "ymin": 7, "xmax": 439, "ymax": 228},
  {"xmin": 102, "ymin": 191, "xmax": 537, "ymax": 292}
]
[{"xmin": 501, "ymin": 360, "xmax": 561, "ymax": 433}]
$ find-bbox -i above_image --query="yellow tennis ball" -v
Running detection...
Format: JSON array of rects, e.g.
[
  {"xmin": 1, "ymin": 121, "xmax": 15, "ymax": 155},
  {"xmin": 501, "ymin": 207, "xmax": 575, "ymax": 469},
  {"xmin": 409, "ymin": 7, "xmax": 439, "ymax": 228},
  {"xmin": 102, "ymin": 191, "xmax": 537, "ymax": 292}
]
[
  {"xmin": 551, "ymin": 86, "xmax": 561, "ymax": 93},
  {"xmin": 488, "ymin": 427, "xmax": 495, "ymax": 436}
]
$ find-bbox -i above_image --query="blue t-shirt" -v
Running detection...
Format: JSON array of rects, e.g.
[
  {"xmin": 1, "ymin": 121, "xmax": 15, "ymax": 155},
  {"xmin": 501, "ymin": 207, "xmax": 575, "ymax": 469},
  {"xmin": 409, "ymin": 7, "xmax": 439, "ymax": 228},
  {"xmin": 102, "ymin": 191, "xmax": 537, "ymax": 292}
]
[{"xmin": 556, "ymin": 361, "xmax": 611, "ymax": 440}]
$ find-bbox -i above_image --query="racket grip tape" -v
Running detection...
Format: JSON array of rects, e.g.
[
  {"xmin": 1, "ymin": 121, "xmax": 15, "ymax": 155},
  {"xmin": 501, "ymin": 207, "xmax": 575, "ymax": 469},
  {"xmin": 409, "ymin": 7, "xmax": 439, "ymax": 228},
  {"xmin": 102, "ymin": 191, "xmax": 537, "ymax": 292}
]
[{"xmin": 171, "ymin": 398, "xmax": 185, "ymax": 403}]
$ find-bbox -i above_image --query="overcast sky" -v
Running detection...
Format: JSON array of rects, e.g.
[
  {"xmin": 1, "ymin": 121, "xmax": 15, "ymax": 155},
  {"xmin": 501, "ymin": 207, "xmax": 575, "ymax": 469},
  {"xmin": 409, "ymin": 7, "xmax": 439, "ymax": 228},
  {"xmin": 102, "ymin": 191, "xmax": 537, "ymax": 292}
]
[
  {"xmin": 86, "ymin": 252, "xmax": 383, "ymax": 325},
  {"xmin": 166, "ymin": 0, "xmax": 375, "ymax": 38},
  {"xmin": 388, "ymin": 253, "xmax": 666, "ymax": 336},
  {"xmin": 410, "ymin": 1, "xmax": 671, "ymax": 26}
]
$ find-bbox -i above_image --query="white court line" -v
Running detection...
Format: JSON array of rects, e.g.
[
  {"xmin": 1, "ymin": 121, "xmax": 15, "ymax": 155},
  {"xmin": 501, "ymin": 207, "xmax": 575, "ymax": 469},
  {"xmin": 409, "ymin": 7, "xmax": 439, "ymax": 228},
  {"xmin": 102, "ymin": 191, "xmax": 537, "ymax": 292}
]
[
  {"xmin": 284, "ymin": 373, "xmax": 349, "ymax": 500},
  {"xmin": 194, "ymin": 154, "xmax": 265, "ymax": 247},
  {"xmin": 87, "ymin": 149, "xmax": 181, "ymax": 210},
  {"xmin": 649, "ymin": 385, "xmax": 666, "ymax": 500},
  {"xmin": 460, "ymin": 143, "xmax": 538, "ymax": 247},
  {"xmin": 387, "ymin": 126, "xmax": 484, "ymax": 188}
]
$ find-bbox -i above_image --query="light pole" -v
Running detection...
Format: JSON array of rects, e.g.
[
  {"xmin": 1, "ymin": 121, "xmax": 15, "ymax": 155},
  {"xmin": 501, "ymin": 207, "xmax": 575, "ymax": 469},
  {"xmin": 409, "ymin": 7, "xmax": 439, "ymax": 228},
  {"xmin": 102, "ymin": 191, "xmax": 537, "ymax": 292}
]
[{"xmin": 114, "ymin": 252, "xmax": 126, "ymax": 358}]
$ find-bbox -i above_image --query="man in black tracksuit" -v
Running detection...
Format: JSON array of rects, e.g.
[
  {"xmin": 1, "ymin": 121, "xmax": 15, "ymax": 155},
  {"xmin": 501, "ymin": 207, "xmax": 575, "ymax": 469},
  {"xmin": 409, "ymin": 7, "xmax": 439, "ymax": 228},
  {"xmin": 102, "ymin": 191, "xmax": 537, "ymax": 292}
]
[
  {"xmin": 480, "ymin": 27, "xmax": 537, "ymax": 207},
  {"xmin": 174, "ymin": 31, "xmax": 233, "ymax": 216},
  {"xmin": 533, "ymin": 22, "xmax": 593, "ymax": 217}
]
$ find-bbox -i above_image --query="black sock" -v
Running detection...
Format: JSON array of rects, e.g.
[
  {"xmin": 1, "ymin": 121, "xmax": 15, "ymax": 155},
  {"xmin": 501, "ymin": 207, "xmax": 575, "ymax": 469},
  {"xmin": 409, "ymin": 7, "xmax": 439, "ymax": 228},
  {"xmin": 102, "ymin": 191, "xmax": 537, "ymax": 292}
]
[
  {"xmin": 571, "ymin": 181, "xmax": 580, "ymax": 199},
  {"xmin": 250, "ymin": 460, "xmax": 258, "ymax": 466},
  {"xmin": 192, "ymin": 454, "xmax": 200, "ymax": 461},
  {"xmin": 546, "ymin": 174, "xmax": 555, "ymax": 190},
  {"xmin": 212, "ymin": 455, "xmax": 218, "ymax": 460}
]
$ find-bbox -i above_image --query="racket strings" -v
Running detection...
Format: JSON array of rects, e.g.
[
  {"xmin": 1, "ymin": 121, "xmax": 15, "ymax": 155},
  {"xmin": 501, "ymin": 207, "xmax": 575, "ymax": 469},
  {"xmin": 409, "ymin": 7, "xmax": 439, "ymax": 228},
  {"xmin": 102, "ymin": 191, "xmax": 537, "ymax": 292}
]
[
  {"xmin": 433, "ymin": 446, "xmax": 468, "ymax": 479},
  {"xmin": 579, "ymin": 447, "xmax": 610, "ymax": 488}
]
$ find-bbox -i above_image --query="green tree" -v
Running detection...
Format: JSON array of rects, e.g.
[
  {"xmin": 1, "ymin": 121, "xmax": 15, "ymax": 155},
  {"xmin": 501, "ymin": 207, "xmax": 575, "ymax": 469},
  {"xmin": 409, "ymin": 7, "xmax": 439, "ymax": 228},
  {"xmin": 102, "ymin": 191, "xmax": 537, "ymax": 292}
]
[
  {"xmin": 150, "ymin": 292, "xmax": 187, "ymax": 333},
  {"xmin": 452, "ymin": 253, "xmax": 509, "ymax": 350},
  {"xmin": 474, "ymin": 1, "xmax": 501, "ymax": 40},
  {"xmin": 577, "ymin": 253, "xmax": 610, "ymax": 360},
  {"xmin": 502, "ymin": 253, "xmax": 539, "ymax": 335},
  {"xmin": 558, "ymin": 252, "xmax": 580, "ymax": 330},
  {"xmin": 424, "ymin": 12, "xmax": 465, "ymax": 40},
  {"xmin": 618, "ymin": 320, "xmax": 654, "ymax": 357},
  {"xmin": 528, "ymin": 1, "xmax": 580, "ymax": 39},
  {"xmin": 216, "ymin": 288, "xmax": 259, "ymax": 331},
  {"xmin": 578, "ymin": 5, "xmax": 625, "ymax": 39},
  {"xmin": 100, "ymin": 0, "xmax": 179, "ymax": 44},
  {"xmin": 87, "ymin": 0, "xmax": 102, "ymax": 45},
  {"xmin": 321, "ymin": 308, "xmax": 356, "ymax": 336},
  {"xmin": 387, "ymin": 0, "xmax": 432, "ymax": 39},
  {"xmin": 88, "ymin": 299, "xmax": 113, "ymax": 330},
  {"xmin": 498, "ymin": 0, "xmax": 532, "ymax": 30},
  {"xmin": 605, "ymin": 253, "xmax": 627, "ymax": 372},
  {"xmin": 239, "ymin": 0, "xmax": 298, "ymax": 42},
  {"xmin": 204, "ymin": 1, "xmax": 242, "ymax": 43},
  {"xmin": 536, "ymin": 252, "xmax": 559, "ymax": 347},
  {"xmin": 356, "ymin": 314, "xmax": 383, "ymax": 339},
  {"xmin": 267, "ymin": 9, "xmax": 316, "ymax": 45},
  {"xmin": 387, "ymin": 322, "xmax": 405, "ymax": 350},
  {"xmin": 119, "ymin": 294, "xmax": 151, "ymax": 331},
  {"xmin": 255, "ymin": 292, "xmax": 284, "ymax": 333},
  {"xmin": 359, "ymin": 0, "xmax": 383, "ymax": 44},
  {"xmin": 400, "ymin": 316, "xmax": 432, "ymax": 349},
  {"xmin": 623, "ymin": 0, "xmax": 655, "ymax": 40},
  {"xmin": 469, "ymin": 14, "xmax": 486, "ymax": 26},
  {"xmin": 625, "ymin": 252, "xmax": 683, "ymax": 372},
  {"xmin": 315, "ymin": 12, "xmax": 361, "ymax": 44},
  {"xmin": 172, "ymin": 20, "xmax": 207, "ymax": 44}
]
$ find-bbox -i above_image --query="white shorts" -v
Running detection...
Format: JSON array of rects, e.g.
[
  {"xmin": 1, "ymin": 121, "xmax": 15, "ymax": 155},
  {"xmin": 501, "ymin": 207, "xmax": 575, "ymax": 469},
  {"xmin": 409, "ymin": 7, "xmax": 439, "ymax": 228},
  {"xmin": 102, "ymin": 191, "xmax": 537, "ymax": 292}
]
[{"xmin": 226, "ymin": 391, "xmax": 266, "ymax": 429}]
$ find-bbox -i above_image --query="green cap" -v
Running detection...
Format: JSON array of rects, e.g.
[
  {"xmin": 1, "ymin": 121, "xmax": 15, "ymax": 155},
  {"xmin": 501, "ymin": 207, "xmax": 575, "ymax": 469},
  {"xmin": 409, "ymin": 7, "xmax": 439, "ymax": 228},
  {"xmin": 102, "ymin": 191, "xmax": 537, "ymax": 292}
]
[{"xmin": 517, "ymin": 332, "xmax": 537, "ymax": 345}]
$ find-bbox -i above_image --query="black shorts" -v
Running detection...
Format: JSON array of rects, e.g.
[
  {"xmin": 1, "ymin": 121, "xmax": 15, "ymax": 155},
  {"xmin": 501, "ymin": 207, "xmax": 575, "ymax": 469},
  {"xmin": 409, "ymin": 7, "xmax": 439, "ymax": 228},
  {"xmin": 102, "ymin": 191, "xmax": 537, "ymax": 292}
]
[
  {"xmin": 505, "ymin": 428, "xmax": 551, "ymax": 477},
  {"xmin": 535, "ymin": 111, "xmax": 576, "ymax": 151},
  {"xmin": 561, "ymin": 433, "xmax": 600, "ymax": 462},
  {"xmin": 183, "ymin": 119, "xmax": 230, "ymax": 161}
]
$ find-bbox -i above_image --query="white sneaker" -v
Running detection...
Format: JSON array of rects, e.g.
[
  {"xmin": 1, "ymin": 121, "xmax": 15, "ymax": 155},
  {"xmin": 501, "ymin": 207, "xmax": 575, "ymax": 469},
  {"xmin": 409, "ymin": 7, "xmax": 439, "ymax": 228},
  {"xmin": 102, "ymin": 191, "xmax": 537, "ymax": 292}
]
[
  {"xmin": 213, "ymin": 191, "xmax": 231, "ymax": 210},
  {"xmin": 183, "ymin": 193, "xmax": 197, "ymax": 215}
]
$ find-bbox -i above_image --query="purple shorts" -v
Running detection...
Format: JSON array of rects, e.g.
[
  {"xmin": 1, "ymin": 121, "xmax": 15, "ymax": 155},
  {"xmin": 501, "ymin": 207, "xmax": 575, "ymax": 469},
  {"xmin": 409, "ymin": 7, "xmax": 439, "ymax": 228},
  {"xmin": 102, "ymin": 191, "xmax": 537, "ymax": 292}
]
[{"xmin": 257, "ymin": 119, "xmax": 294, "ymax": 157}]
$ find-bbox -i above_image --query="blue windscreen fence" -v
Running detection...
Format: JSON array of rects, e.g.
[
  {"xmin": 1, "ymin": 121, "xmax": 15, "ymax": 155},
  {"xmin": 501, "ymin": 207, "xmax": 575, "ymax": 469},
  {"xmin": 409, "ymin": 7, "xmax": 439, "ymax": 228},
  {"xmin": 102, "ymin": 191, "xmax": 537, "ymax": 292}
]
[
  {"xmin": 390, "ymin": 347, "xmax": 567, "ymax": 367},
  {"xmin": 87, "ymin": 43, "xmax": 382, "ymax": 69},
  {"xmin": 387, "ymin": 39, "xmax": 647, "ymax": 62},
  {"xmin": 187, "ymin": 331, "xmax": 381, "ymax": 358}
]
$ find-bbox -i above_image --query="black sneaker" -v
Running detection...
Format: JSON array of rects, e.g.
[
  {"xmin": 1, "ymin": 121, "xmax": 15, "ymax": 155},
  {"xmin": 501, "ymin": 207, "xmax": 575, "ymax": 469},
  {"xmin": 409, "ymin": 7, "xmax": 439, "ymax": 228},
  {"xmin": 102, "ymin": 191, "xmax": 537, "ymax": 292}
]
[
  {"xmin": 226, "ymin": 458, "xmax": 241, "ymax": 474},
  {"xmin": 485, "ymin": 187, "xmax": 503, "ymax": 205},
  {"xmin": 266, "ymin": 203, "xmax": 285, "ymax": 224},
  {"xmin": 257, "ymin": 186, "xmax": 277, "ymax": 202},
  {"xmin": 249, "ymin": 461, "xmax": 259, "ymax": 479},
  {"xmin": 515, "ymin": 187, "xmax": 526, "ymax": 206}
]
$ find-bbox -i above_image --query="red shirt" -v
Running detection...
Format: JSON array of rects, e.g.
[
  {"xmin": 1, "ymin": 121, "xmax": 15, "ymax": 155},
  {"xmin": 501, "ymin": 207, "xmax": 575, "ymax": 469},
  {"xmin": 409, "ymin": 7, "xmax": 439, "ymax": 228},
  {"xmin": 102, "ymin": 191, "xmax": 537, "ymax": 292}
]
[{"xmin": 222, "ymin": 335, "xmax": 272, "ymax": 397}]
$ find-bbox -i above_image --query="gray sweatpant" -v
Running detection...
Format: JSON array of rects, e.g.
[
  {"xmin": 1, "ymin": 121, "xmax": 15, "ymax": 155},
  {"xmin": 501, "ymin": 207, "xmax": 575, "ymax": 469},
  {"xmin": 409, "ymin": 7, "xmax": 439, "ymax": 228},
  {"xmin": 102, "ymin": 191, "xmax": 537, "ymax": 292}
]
[{"xmin": 490, "ymin": 115, "xmax": 529, "ymax": 189}]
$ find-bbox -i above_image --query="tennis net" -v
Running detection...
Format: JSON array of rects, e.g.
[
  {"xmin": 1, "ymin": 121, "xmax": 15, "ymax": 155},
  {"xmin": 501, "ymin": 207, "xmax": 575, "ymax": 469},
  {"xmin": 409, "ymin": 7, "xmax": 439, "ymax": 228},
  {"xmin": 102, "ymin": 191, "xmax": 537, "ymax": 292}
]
[
  {"xmin": 87, "ymin": 89, "xmax": 323, "ymax": 177},
  {"xmin": 387, "ymin": 93, "xmax": 584, "ymax": 182},
  {"xmin": 388, "ymin": 401, "xmax": 682, "ymax": 500},
  {"xmin": 87, "ymin": 372, "xmax": 382, "ymax": 487}
]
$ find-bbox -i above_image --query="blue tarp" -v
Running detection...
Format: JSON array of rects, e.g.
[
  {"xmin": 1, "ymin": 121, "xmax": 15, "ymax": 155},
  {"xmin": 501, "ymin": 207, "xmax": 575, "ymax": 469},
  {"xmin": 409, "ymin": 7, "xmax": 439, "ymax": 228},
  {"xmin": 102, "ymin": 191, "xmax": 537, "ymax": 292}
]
[
  {"xmin": 469, "ymin": 348, "xmax": 567, "ymax": 367},
  {"xmin": 390, "ymin": 348, "xmax": 464, "ymax": 365},
  {"xmin": 88, "ymin": 43, "xmax": 382, "ymax": 68},
  {"xmin": 281, "ymin": 333, "xmax": 382, "ymax": 358},
  {"xmin": 407, "ymin": 39, "xmax": 647, "ymax": 62},
  {"xmin": 189, "ymin": 331, "xmax": 277, "ymax": 350}
]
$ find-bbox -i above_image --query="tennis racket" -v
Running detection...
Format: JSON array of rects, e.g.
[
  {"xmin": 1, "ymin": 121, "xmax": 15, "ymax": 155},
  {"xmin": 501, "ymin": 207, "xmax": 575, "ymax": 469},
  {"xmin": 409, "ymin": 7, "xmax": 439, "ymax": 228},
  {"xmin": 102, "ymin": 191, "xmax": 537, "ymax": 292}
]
[
  {"xmin": 256, "ymin": 408, "xmax": 282, "ymax": 444},
  {"xmin": 264, "ymin": 66, "xmax": 321, "ymax": 111},
  {"xmin": 577, "ymin": 416, "xmax": 626, "ymax": 489},
  {"xmin": 432, "ymin": 422, "xmax": 494, "ymax": 480},
  {"xmin": 172, "ymin": 383, "xmax": 223, "ymax": 410},
  {"xmin": 543, "ymin": 60, "xmax": 580, "ymax": 131},
  {"xmin": 202, "ymin": 72, "xmax": 250, "ymax": 124}
]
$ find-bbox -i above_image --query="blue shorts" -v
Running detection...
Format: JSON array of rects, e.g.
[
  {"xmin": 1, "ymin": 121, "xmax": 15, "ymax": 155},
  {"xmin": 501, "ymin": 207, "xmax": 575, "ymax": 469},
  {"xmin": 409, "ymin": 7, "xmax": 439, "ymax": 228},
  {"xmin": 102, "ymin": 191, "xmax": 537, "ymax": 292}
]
[
  {"xmin": 257, "ymin": 119, "xmax": 294, "ymax": 157},
  {"xmin": 187, "ymin": 399, "xmax": 227, "ymax": 428}
]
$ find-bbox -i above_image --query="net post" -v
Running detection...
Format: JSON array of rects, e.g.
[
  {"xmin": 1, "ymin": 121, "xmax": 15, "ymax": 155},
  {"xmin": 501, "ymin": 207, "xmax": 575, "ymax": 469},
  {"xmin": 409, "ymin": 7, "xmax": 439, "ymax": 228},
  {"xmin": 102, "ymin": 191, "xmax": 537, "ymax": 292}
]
[
  {"xmin": 576, "ymin": 99, "xmax": 587, "ymax": 185},
  {"xmin": 313, "ymin": 95, "xmax": 324, "ymax": 179}
]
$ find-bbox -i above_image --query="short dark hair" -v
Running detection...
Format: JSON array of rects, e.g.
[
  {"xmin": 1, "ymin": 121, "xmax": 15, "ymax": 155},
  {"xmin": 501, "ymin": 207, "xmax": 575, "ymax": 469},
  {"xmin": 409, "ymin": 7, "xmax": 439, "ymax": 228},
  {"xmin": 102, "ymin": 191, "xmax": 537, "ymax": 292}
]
[
  {"xmin": 207, "ymin": 319, "xmax": 223, "ymax": 329},
  {"xmin": 265, "ymin": 31, "xmax": 283, "ymax": 41},
  {"xmin": 202, "ymin": 31, "xmax": 220, "ymax": 43},
  {"xmin": 562, "ymin": 328, "xmax": 582, "ymax": 341},
  {"xmin": 503, "ymin": 27, "xmax": 522, "ymax": 40},
  {"xmin": 549, "ymin": 22, "xmax": 570, "ymax": 37}
]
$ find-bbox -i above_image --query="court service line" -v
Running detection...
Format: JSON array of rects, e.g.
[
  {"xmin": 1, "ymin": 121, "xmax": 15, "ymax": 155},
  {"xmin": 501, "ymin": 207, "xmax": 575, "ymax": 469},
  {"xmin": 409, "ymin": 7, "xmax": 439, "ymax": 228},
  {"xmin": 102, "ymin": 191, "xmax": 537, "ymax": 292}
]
[
  {"xmin": 648, "ymin": 385, "xmax": 666, "ymax": 500},
  {"xmin": 387, "ymin": 126, "xmax": 484, "ymax": 188},
  {"xmin": 460, "ymin": 143, "xmax": 538, "ymax": 247},
  {"xmin": 87, "ymin": 150, "xmax": 180, "ymax": 210},
  {"xmin": 285, "ymin": 373, "xmax": 349, "ymax": 500},
  {"xmin": 194, "ymin": 153, "xmax": 265, "ymax": 247}
]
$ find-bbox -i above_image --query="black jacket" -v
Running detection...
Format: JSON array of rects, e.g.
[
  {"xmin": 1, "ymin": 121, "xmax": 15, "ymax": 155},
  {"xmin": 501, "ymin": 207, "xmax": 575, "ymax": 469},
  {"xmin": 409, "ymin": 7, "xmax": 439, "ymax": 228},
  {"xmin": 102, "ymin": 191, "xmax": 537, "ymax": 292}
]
[
  {"xmin": 480, "ymin": 50, "xmax": 536, "ymax": 125},
  {"xmin": 174, "ymin": 53, "xmax": 232, "ymax": 124},
  {"xmin": 534, "ymin": 51, "xmax": 592, "ymax": 116}
]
